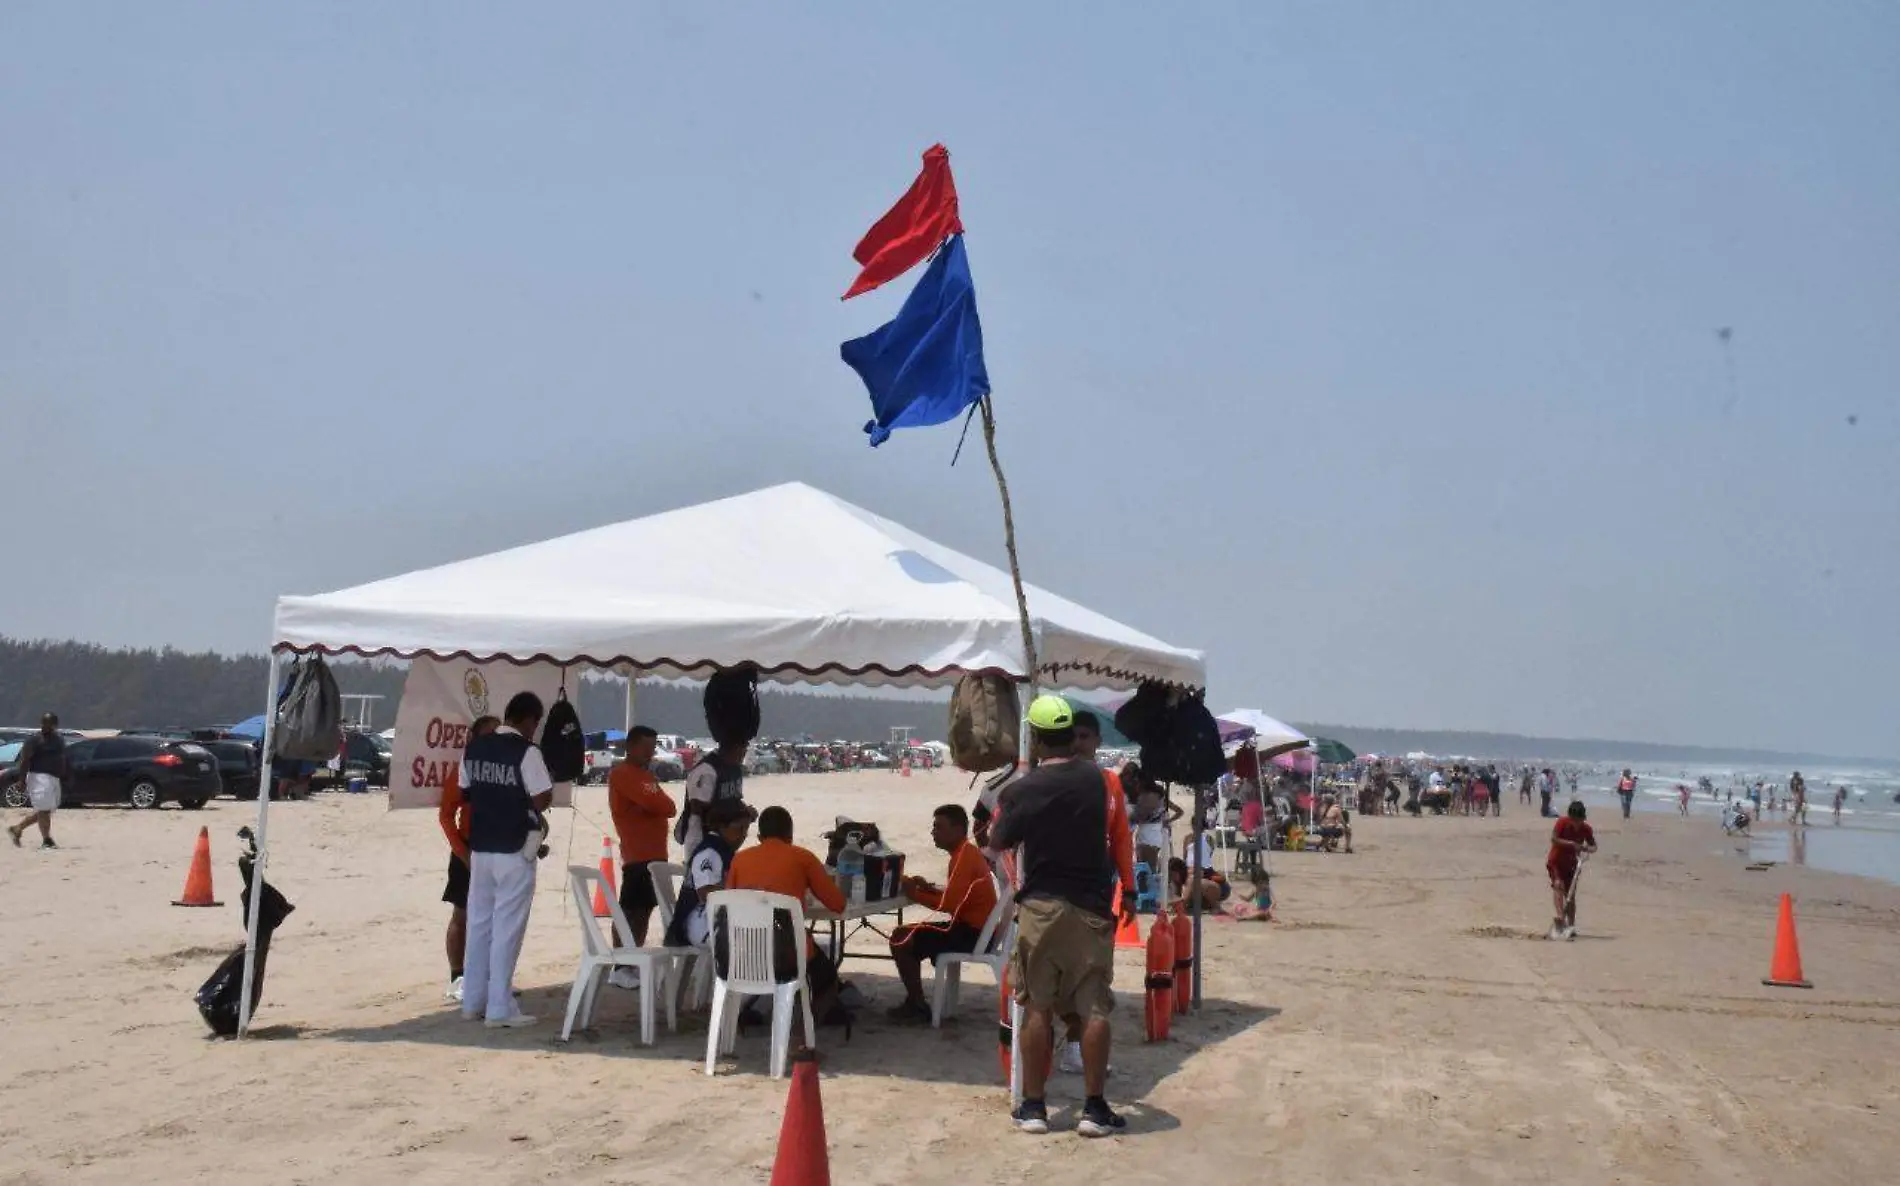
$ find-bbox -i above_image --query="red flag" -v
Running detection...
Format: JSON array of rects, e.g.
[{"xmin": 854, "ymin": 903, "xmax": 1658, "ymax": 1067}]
[{"xmin": 843, "ymin": 144, "xmax": 964, "ymax": 300}]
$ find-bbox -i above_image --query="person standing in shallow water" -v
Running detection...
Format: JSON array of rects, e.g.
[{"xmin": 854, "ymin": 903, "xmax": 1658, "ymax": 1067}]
[{"xmin": 1617, "ymin": 769, "xmax": 1637, "ymax": 819}]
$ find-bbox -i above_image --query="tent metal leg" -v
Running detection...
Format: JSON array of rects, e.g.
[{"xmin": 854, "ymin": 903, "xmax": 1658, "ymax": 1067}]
[{"xmin": 237, "ymin": 650, "xmax": 283, "ymax": 1038}]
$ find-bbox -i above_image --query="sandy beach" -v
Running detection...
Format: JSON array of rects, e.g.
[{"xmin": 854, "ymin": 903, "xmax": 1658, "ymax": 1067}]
[{"xmin": 4, "ymin": 768, "xmax": 1899, "ymax": 1186}]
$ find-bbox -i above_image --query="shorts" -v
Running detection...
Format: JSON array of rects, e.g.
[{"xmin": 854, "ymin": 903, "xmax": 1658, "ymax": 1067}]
[
  {"xmin": 442, "ymin": 853, "xmax": 470, "ymax": 908},
  {"xmin": 892, "ymin": 921, "xmax": 983, "ymax": 966},
  {"xmin": 1547, "ymin": 862, "xmax": 1577, "ymax": 892},
  {"xmin": 25, "ymin": 773, "xmax": 61, "ymax": 813},
  {"xmin": 618, "ymin": 860, "xmax": 660, "ymax": 918},
  {"xmin": 1010, "ymin": 896, "xmax": 1115, "ymax": 1021}
]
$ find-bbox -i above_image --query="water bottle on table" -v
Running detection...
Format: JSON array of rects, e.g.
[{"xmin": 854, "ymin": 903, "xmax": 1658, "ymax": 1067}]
[{"xmin": 839, "ymin": 831, "xmax": 865, "ymax": 906}]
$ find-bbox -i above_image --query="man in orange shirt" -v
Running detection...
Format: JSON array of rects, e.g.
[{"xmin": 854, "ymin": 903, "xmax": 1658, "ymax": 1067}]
[
  {"xmin": 608, "ymin": 726, "xmax": 677, "ymax": 948},
  {"xmin": 437, "ymin": 715, "xmax": 498, "ymax": 1004},
  {"xmin": 726, "ymin": 805, "xmax": 848, "ymax": 1024},
  {"xmin": 887, "ymin": 803, "xmax": 999, "ymax": 1023}
]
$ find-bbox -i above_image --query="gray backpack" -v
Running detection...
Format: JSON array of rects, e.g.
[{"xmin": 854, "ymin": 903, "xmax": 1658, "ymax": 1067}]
[
  {"xmin": 274, "ymin": 657, "xmax": 344, "ymax": 763},
  {"xmin": 948, "ymin": 674, "xmax": 1019, "ymax": 773}
]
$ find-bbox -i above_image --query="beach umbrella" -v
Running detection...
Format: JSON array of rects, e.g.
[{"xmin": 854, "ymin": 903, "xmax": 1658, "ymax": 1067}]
[
  {"xmin": 1272, "ymin": 748, "xmax": 1316, "ymax": 775},
  {"xmin": 1312, "ymin": 738, "xmax": 1356, "ymax": 765},
  {"xmin": 1215, "ymin": 709, "xmax": 1307, "ymax": 759}
]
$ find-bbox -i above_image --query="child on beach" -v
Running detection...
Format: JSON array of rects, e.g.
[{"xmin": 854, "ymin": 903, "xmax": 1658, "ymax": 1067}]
[
  {"xmin": 1677, "ymin": 784, "xmax": 1691, "ymax": 816},
  {"xmin": 1547, "ymin": 800, "xmax": 1598, "ymax": 940},
  {"xmin": 1224, "ymin": 867, "xmax": 1274, "ymax": 921}
]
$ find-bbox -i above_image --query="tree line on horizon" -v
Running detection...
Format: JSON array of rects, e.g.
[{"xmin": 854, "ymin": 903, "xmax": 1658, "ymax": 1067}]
[{"xmin": 0, "ymin": 637, "xmax": 1873, "ymax": 767}]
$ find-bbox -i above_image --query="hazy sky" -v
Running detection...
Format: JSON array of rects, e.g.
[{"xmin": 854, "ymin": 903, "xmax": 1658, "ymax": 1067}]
[{"xmin": 2, "ymin": 3, "xmax": 1895, "ymax": 756}]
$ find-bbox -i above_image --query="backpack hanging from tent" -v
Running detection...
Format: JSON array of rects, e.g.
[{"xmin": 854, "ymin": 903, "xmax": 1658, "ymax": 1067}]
[
  {"xmin": 540, "ymin": 684, "xmax": 586, "ymax": 783},
  {"xmin": 1114, "ymin": 681, "xmax": 1172, "ymax": 748},
  {"xmin": 1167, "ymin": 693, "xmax": 1229, "ymax": 785},
  {"xmin": 273, "ymin": 656, "xmax": 343, "ymax": 763},
  {"xmin": 948, "ymin": 673, "xmax": 1019, "ymax": 773},
  {"xmin": 704, "ymin": 664, "xmax": 761, "ymax": 747}
]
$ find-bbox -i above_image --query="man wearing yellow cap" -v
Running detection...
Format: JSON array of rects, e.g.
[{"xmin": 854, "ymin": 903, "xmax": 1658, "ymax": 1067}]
[{"xmin": 989, "ymin": 694, "xmax": 1132, "ymax": 1138}]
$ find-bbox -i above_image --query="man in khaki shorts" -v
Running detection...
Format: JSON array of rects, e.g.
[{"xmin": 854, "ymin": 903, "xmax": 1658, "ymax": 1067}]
[{"xmin": 989, "ymin": 694, "xmax": 1134, "ymax": 1138}]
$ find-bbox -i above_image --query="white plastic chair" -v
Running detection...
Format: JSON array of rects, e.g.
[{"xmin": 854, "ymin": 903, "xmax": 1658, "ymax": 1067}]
[
  {"xmin": 649, "ymin": 861, "xmax": 712, "ymax": 1010},
  {"xmin": 702, "ymin": 889, "xmax": 815, "ymax": 1078},
  {"xmin": 559, "ymin": 866, "xmax": 692, "ymax": 1045},
  {"xmin": 929, "ymin": 877, "xmax": 1017, "ymax": 1027}
]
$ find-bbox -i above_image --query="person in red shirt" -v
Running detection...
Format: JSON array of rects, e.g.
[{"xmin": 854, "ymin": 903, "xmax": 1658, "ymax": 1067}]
[
  {"xmin": 437, "ymin": 715, "xmax": 498, "ymax": 1003},
  {"xmin": 1547, "ymin": 800, "xmax": 1598, "ymax": 940},
  {"xmin": 608, "ymin": 726, "xmax": 677, "ymax": 947},
  {"xmin": 886, "ymin": 803, "xmax": 1000, "ymax": 1023}
]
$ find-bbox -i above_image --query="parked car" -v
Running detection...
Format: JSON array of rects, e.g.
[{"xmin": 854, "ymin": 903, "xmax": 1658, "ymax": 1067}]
[
  {"xmin": 1, "ymin": 736, "xmax": 222, "ymax": 810},
  {"xmin": 582, "ymin": 743, "xmax": 620, "ymax": 785},
  {"xmin": 312, "ymin": 731, "xmax": 392, "ymax": 790},
  {"xmin": 0, "ymin": 727, "xmax": 87, "ymax": 746},
  {"xmin": 200, "ymin": 739, "xmax": 263, "ymax": 799}
]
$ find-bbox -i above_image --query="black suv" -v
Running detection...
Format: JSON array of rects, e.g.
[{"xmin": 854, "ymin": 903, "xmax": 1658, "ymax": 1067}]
[
  {"xmin": 200, "ymin": 739, "xmax": 263, "ymax": 799},
  {"xmin": 1, "ymin": 736, "xmax": 223, "ymax": 810}
]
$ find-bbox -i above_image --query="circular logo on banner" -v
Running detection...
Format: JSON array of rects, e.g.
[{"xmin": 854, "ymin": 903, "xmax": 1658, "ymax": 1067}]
[{"xmin": 463, "ymin": 669, "xmax": 490, "ymax": 717}]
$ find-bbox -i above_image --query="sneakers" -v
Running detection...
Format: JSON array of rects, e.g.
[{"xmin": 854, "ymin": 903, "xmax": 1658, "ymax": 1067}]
[
  {"xmin": 446, "ymin": 976, "xmax": 464, "ymax": 1003},
  {"xmin": 1078, "ymin": 1098, "xmax": 1128, "ymax": 1138},
  {"xmin": 608, "ymin": 968, "xmax": 641, "ymax": 991},
  {"xmin": 483, "ymin": 1012, "xmax": 539, "ymax": 1029},
  {"xmin": 1012, "ymin": 1100, "xmax": 1050, "ymax": 1135},
  {"xmin": 1056, "ymin": 1042, "xmax": 1112, "ymax": 1077}
]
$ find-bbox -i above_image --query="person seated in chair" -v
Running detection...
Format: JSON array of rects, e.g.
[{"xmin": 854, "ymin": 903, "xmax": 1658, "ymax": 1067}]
[
  {"xmin": 665, "ymin": 799, "xmax": 754, "ymax": 952},
  {"xmin": 886, "ymin": 803, "xmax": 999, "ymax": 1023},
  {"xmin": 725, "ymin": 805, "xmax": 849, "ymax": 1026}
]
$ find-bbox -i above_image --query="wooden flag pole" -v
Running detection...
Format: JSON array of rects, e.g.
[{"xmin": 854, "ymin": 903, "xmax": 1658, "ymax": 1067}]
[
  {"xmin": 980, "ymin": 393, "xmax": 1036, "ymax": 1108},
  {"xmin": 978, "ymin": 395, "xmax": 1038, "ymax": 684}
]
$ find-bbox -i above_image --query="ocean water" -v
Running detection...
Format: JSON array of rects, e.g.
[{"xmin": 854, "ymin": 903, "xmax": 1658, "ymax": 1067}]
[{"xmin": 1575, "ymin": 764, "xmax": 1900, "ymax": 888}]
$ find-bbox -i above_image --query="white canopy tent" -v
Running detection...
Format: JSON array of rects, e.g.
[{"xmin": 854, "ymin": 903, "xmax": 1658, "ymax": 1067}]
[
  {"xmin": 274, "ymin": 482, "xmax": 1204, "ymax": 690},
  {"xmin": 239, "ymin": 481, "xmax": 1207, "ymax": 1032}
]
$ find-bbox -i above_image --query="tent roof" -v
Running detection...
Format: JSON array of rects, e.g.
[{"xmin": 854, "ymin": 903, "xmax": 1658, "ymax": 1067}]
[{"xmin": 272, "ymin": 482, "xmax": 1206, "ymax": 692}]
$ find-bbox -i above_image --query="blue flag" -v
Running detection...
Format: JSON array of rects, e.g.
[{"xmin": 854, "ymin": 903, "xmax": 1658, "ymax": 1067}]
[{"xmin": 841, "ymin": 234, "xmax": 990, "ymax": 447}]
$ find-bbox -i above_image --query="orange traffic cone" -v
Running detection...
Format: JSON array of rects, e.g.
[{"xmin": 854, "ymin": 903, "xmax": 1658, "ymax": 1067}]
[
  {"xmin": 1762, "ymin": 893, "xmax": 1812, "ymax": 988},
  {"xmin": 593, "ymin": 835, "xmax": 617, "ymax": 918},
  {"xmin": 173, "ymin": 826, "xmax": 223, "ymax": 907},
  {"xmin": 770, "ymin": 1049, "xmax": 831, "ymax": 1186}
]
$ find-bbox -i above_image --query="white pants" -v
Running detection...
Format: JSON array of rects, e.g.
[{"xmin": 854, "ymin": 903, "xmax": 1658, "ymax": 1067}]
[
  {"xmin": 25, "ymin": 773, "xmax": 61, "ymax": 813},
  {"xmin": 463, "ymin": 850, "xmax": 537, "ymax": 1021}
]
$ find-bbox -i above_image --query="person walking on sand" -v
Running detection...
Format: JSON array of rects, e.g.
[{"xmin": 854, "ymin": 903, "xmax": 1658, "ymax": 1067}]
[
  {"xmin": 1519, "ymin": 766, "xmax": 1534, "ymax": 807},
  {"xmin": 989, "ymin": 695, "xmax": 1133, "ymax": 1138},
  {"xmin": 1616, "ymin": 769, "xmax": 1637, "ymax": 819},
  {"xmin": 7, "ymin": 714, "xmax": 69, "ymax": 850},
  {"xmin": 1546, "ymin": 800, "xmax": 1598, "ymax": 940}
]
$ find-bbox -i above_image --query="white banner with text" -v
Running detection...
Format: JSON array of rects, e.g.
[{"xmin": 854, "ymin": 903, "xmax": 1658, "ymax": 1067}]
[{"xmin": 389, "ymin": 657, "xmax": 571, "ymax": 810}]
